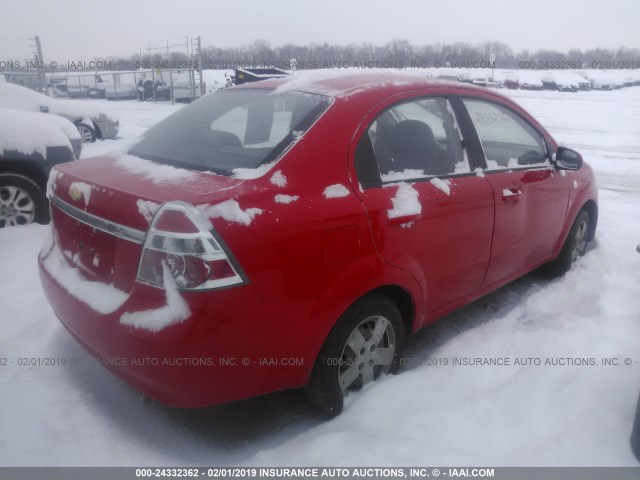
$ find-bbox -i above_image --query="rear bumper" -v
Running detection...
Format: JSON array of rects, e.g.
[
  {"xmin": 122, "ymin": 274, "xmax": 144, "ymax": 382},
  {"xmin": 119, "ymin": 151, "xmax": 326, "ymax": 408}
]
[{"xmin": 38, "ymin": 241, "xmax": 316, "ymax": 407}]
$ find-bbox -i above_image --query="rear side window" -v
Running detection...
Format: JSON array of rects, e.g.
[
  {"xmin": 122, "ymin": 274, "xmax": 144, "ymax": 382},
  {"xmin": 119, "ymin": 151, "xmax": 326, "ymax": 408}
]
[
  {"xmin": 129, "ymin": 90, "xmax": 330, "ymax": 175},
  {"xmin": 362, "ymin": 97, "xmax": 469, "ymax": 183},
  {"xmin": 462, "ymin": 98, "xmax": 547, "ymax": 169}
]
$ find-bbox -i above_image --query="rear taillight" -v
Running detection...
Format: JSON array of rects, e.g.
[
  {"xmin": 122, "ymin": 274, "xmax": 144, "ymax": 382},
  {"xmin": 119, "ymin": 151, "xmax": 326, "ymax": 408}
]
[{"xmin": 137, "ymin": 202, "xmax": 244, "ymax": 290}]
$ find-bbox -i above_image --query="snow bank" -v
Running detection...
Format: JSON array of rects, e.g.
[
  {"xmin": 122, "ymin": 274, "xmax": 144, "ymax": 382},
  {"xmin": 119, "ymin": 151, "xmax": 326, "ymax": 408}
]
[
  {"xmin": 120, "ymin": 265, "xmax": 190, "ymax": 332},
  {"xmin": 114, "ymin": 154, "xmax": 196, "ymax": 184},
  {"xmin": 198, "ymin": 199, "xmax": 263, "ymax": 226},
  {"xmin": 387, "ymin": 182, "xmax": 421, "ymax": 219},
  {"xmin": 323, "ymin": 184, "xmax": 350, "ymax": 198},
  {"xmin": 40, "ymin": 243, "xmax": 128, "ymax": 315}
]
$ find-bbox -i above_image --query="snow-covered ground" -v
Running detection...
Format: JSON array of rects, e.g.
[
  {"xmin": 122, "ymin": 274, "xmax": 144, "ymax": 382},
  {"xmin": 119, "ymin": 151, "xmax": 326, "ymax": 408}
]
[{"xmin": 1, "ymin": 87, "xmax": 640, "ymax": 466}]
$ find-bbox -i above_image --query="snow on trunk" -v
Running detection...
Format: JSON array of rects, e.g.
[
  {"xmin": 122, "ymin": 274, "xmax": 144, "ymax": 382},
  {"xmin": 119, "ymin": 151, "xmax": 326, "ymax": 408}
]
[{"xmin": 197, "ymin": 199, "xmax": 263, "ymax": 226}]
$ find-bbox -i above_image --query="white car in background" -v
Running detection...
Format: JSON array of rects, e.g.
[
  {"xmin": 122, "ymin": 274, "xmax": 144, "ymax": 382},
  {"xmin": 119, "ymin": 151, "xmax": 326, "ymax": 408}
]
[
  {"xmin": 0, "ymin": 82, "xmax": 119, "ymax": 143},
  {"xmin": 587, "ymin": 73, "xmax": 619, "ymax": 90},
  {"xmin": 541, "ymin": 72, "xmax": 590, "ymax": 92}
]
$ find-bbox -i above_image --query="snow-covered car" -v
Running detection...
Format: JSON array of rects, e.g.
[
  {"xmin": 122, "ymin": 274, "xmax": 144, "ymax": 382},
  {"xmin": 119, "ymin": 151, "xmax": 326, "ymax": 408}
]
[
  {"xmin": 633, "ymin": 243, "xmax": 640, "ymax": 462},
  {"xmin": 39, "ymin": 72, "xmax": 598, "ymax": 415},
  {"xmin": 97, "ymin": 81, "xmax": 137, "ymax": 101},
  {"xmin": 587, "ymin": 73, "xmax": 618, "ymax": 90},
  {"xmin": 541, "ymin": 72, "xmax": 588, "ymax": 92},
  {"xmin": 0, "ymin": 82, "xmax": 119, "ymax": 143},
  {"xmin": 516, "ymin": 72, "xmax": 544, "ymax": 90},
  {"xmin": 459, "ymin": 70, "xmax": 489, "ymax": 87},
  {"xmin": 0, "ymin": 108, "xmax": 81, "ymax": 227}
]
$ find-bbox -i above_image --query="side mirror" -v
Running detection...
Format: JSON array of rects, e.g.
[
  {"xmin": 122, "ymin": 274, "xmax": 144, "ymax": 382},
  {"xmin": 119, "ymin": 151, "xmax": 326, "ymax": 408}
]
[
  {"xmin": 555, "ymin": 147, "xmax": 583, "ymax": 170},
  {"xmin": 40, "ymin": 105, "xmax": 49, "ymax": 113}
]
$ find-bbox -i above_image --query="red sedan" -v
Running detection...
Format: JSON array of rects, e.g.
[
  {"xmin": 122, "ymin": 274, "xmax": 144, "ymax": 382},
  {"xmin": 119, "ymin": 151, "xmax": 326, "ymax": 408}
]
[{"xmin": 39, "ymin": 72, "xmax": 598, "ymax": 415}]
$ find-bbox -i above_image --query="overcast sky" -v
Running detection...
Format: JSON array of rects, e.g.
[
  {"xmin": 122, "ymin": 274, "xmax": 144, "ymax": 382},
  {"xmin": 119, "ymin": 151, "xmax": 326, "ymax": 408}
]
[{"xmin": 1, "ymin": 0, "xmax": 639, "ymax": 61}]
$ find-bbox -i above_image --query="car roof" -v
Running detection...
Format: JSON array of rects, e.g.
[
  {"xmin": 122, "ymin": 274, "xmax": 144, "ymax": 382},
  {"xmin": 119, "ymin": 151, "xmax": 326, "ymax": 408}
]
[
  {"xmin": 0, "ymin": 107, "xmax": 73, "ymax": 156},
  {"xmin": 233, "ymin": 69, "xmax": 491, "ymax": 101}
]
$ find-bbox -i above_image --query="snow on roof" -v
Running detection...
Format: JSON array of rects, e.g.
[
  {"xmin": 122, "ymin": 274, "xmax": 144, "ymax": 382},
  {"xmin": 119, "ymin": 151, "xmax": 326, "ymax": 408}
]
[
  {"xmin": 515, "ymin": 71, "xmax": 544, "ymax": 85},
  {"xmin": 0, "ymin": 107, "xmax": 72, "ymax": 158},
  {"xmin": 268, "ymin": 68, "xmax": 445, "ymax": 98},
  {"xmin": 0, "ymin": 82, "xmax": 117, "ymax": 122}
]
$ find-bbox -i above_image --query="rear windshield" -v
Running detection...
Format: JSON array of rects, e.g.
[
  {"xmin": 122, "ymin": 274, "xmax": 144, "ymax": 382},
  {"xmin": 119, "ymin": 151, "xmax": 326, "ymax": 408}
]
[{"xmin": 129, "ymin": 89, "xmax": 331, "ymax": 175}]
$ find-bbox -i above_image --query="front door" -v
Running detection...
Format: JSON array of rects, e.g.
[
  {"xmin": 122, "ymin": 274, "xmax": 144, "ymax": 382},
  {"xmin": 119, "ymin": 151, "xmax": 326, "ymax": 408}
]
[{"xmin": 461, "ymin": 97, "xmax": 571, "ymax": 286}]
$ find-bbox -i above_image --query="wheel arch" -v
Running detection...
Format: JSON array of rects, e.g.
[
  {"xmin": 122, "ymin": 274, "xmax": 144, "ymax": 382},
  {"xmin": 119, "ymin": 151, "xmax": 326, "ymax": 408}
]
[
  {"xmin": 366, "ymin": 284, "xmax": 415, "ymax": 336},
  {"xmin": 0, "ymin": 160, "xmax": 49, "ymax": 192},
  {"xmin": 581, "ymin": 199, "xmax": 598, "ymax": 241}
]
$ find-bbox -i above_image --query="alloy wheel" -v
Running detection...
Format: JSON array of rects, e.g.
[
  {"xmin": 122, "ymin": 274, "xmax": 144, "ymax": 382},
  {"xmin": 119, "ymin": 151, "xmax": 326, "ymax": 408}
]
[
  {"xmin": 0, "ymin": 185, "xmax": 36, "ymax": 227},
  {"xmin": 338, "ymin": 315, "xmax": 396, "ymax": 393}
]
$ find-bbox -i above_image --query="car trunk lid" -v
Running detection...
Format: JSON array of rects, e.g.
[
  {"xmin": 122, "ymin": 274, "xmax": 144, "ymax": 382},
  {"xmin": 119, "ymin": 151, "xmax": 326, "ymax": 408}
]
[{"xmin": 48, "ymin": 154, "xmax": 246, "ymax": 292}]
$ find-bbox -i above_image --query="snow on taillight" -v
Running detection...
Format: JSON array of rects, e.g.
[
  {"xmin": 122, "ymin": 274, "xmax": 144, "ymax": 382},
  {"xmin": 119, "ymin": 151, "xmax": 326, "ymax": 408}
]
[{"xmin": 137, "ymin": 202, "xmax": 244, "ymax": 290}]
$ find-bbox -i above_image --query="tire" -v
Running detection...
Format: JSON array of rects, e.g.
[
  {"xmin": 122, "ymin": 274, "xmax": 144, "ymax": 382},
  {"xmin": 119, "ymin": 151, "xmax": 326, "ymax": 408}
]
[
  {"xmin": 76, "ymin": 122, "xmax": 96, "ymax": 143},
  {"xmin": 0, "ymin": 174, "xmax": 48, "ymax": 227},
  {"xmin": 305, "ymin": 294, "xmax": 405, "ymax": 416},
  {"xmin": 632, "ymin": 391, "xmax": 640, "ymax": 462},
  {"xmin": 542, "ymin": 209, "xmax": 590, "ymax": 277}
]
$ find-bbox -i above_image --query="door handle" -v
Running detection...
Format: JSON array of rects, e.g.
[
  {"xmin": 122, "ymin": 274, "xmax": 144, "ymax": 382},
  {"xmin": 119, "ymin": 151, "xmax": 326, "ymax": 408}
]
[
  {"xmin": 501, "ymin": 188, "xmax": 522, "ymax": 204},
  {"xmin": 388, "ymin": 213, "xmax": 422, "ymax": 225}
]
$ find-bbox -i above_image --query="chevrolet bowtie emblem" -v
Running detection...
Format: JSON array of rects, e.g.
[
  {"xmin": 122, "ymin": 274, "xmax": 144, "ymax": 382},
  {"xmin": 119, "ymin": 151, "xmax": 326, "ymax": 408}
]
[{"xmin": 69, "ymin": 186, "xmax": 83, "ymax": 202}]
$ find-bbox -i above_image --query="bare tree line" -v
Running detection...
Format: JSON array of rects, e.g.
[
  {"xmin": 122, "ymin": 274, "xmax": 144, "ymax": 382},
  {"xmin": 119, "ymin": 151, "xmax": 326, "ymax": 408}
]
[{"xmin": 96, "ymin": 39, "xmax": 640, "ymax": 70}]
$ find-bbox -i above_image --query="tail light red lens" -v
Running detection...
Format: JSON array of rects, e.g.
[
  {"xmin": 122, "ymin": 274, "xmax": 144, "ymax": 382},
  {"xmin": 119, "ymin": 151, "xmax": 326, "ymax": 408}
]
[{"xmin": 137, "ymin": 202, "xmax": 244, "ymax": 290}]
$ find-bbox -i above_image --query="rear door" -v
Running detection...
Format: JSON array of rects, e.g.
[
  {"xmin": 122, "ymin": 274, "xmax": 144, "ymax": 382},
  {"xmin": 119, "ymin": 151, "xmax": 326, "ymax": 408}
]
[
  {"xmin": 353, "ymin": 94, "xmax": 495, "ymax": 315},
  {"xmin": 460, "ymin": 97, "xmax": 571, "ymax": 286}
]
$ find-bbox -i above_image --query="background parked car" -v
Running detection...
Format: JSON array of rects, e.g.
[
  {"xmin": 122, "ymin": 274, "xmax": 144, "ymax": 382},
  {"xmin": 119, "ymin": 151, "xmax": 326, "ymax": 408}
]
[
  {"xmin": 0, "ymin": 108, "xmax": 80, "ymax": 227},
  {"xmin": 541, "ymin": 72, "xmax": 589, "ymax": 92},
  {"xmin": 517, "ymin": 71, "xmax": 544, "ymax": 90},
  {"xmin": 0, "ymin": 82, "xmax": 119, "ymax": 143},
  {"xmin": 632, "ymin": 243, "xmax": 640, "ymax": 462},
  {"xmin": 97, "ymin": 81, "xmax": 138, "ymax": 100},
  {"xmin": 587, "ymin": 73, "xmax": 618, "ymax": 90}
]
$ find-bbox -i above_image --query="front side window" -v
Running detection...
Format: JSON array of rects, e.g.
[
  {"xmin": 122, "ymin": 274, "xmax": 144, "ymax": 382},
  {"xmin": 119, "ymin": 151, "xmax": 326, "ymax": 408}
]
[
  {"xmin": 463, "ymin": 98, "xmax": 547, "ymax": 169},
  {"xmin": 129, "ymin": 90, "xmax": 330, "ymax": 175},
  {"xmin": 364, "ymin": 97, "xmax": 468, "ymax": 182}
]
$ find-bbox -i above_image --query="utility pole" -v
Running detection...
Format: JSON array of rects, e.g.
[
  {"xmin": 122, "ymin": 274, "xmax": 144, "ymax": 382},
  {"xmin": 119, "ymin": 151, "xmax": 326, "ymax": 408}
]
[
  {"xmin": 167, "ymin": 39, "xmax": 174, "ymax": 105},
  {"xmin": 197, "ymin": 36, "xmax": 204, "ymax": 98},
  {"xmin": 148, "ymin": 42, "xmax": 156, "ymax": 102},
  {"xmin": 29, "ymin": 35, "xmax": 46, "ymax": 92}
]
